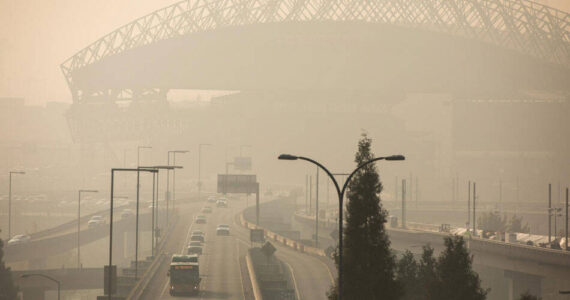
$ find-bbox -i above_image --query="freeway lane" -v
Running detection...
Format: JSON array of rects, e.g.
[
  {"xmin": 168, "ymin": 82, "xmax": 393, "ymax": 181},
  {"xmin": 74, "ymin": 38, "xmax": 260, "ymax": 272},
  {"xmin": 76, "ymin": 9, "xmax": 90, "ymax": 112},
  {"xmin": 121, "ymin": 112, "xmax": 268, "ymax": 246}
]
[
  {"xmin": 142, "ymin": 199, "xmax": 251, "ymax": 300},
  {"xmin": 143, "ymin": 197, "xmax": 335, "ymax": 300},
  {"xmin": 231, "ymin": 203, "xmax": 336, "ymax": 300}
]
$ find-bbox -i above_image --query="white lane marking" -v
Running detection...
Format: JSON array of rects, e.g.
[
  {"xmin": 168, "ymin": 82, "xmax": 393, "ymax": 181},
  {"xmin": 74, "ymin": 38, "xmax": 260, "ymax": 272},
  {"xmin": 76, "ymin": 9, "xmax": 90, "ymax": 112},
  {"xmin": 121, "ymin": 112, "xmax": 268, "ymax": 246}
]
[
  {"xmin": 236, "ymin": 240, "xmax": 246, "ymax": 300},
  {"xmin": 285, "ymin": 261, "xmax": 302, "ymax": 300},
  {"xmin": 160, "ymin": 277, "xmax": 170, "ymax": 297},
  {"xmin": 318, "ymin": 259, "xmax": 335, "ymax": 284}
]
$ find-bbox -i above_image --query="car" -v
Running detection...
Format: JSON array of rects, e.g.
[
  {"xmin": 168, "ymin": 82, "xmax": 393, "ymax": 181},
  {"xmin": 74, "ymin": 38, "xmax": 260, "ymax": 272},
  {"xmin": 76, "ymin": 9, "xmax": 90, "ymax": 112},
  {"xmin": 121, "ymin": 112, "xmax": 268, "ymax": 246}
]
[
  {"xmin": 216, "ymin": 224, "xmax": 230, "ymax": 236},
  {"xmin": 121, "ymin": 209, "xmax": 134, "ymax": 219},
  {"xmin": 195, "ymin": 215, "xmax": 207, "ymax": 224},
  {"xmin": 7, "ymin": 234, "xmax": 31, "ymax": 246},
  {"xmin": 216, "ymin": 200, "xmax": 227, "ymax": 208},
  {"xmin": 192, "ymin": 230, "xmax": 205, "ymax": 237},
  {"xmin": 190, "ymin": 234, "xmax": 204, "ymax": 243},
  {"xmin": 88, "ymin": 215, "xmax": 105, "ymax": 228},
  {"xmin": 201, "ymin": 206, "xmax": 213, "ymax": 213},
  {"xmin": 187, "ymin": 241, "xmax": 203, "ymax": 255}
]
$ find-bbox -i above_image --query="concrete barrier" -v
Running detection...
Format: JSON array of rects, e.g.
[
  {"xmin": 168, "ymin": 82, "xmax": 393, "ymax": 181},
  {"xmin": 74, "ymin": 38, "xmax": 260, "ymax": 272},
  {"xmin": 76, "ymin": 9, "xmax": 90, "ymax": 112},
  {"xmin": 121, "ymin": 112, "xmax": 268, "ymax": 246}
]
[
  {"xmin": 246, "ymin": 251, "xmax": 263, "ymax": 300},
  {"xmin": 241, "ymin": 212, "xmax": 326, "ymax": 257},
  {"xmin": 125, "ymin": 216, "xmax": 178, "ymax": 300}
]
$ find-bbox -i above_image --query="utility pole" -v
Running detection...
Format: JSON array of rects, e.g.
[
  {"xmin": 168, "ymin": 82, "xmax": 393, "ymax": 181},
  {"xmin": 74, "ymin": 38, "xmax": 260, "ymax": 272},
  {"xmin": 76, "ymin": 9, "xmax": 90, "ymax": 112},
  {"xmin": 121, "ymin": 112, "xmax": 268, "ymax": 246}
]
[
  {"xmin": 564, "ymin": 188, "xmax": 568, "ymax": 251},
  {"xmin": 402, "ymin": 179, "xmax": 406, "ymax": 229},
  {"xmin": 305, "ymin": 174, "xmax": 309, "ymax": 213},
  {"xmin": 473, "ymin": 182, "xmax": 477, "ymax": 236},
  {"xmin": 309, "ymin": 175, "xmax": 312, "ymax": 215},
  {"xmin": 468, "ymin": 181, "xmax": 471, "ymax": 233},
  {"xmin": 315, "ymin": 167, "xmax": 319, "ymax": 248},
  {"xmin": 549, "ymin": 183, "xmax": 552, "ymax": 243}
]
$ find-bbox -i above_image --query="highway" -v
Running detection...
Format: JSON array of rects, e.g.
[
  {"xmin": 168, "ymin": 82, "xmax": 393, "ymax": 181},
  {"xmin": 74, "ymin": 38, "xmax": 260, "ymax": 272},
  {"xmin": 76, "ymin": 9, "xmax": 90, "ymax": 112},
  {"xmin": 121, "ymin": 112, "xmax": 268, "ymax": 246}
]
[{"xmin": 142, "ymin": 197, "xmax": 335, "ymax": 300}]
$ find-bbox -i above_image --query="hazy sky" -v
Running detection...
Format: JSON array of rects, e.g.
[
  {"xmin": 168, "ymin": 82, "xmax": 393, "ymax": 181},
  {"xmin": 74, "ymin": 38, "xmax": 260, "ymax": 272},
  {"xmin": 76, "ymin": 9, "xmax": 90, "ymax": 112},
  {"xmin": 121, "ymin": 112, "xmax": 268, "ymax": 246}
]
[{"xmin": 1, "ymin": 0, "xmax": 569, "ymax": 106}]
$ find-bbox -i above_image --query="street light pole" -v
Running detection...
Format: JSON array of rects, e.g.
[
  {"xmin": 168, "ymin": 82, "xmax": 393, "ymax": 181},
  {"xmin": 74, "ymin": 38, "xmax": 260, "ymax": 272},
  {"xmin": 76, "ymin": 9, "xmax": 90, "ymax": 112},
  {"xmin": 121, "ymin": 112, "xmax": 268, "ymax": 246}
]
[
  {"xmin": 21, "ymin": 274, "xmax": 61, "ymax": 300},
  {"xmin": 168, "ymin": 150, "xmax": 188, "ymax": 216},
  {"xmin": 108, "ymin": 167, "xmax": 157, "ymax": 291},
  {"xmin": 78, "ymin": 189, "xmax": 98, "ymax": 268},
  {"xmin": 198, "ymin": 144, "xmax": 211, "ymax": 202},
  {"xmin": 139, "ymin": 165, "xmax": 182, "ymax": 256},
  {"xmin": 278, "ymin": 154, "xmax": 405, "ymax": 299},
  {"xmin": 8, "ymin": 171, "xmax": 25, "ymax": 239}
]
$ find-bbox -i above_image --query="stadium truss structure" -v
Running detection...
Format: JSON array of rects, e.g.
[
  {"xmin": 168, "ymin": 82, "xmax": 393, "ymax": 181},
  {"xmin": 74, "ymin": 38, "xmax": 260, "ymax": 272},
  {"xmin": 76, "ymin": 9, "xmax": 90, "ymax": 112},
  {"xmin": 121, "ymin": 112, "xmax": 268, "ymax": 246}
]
[{"xmin": 61, "ymin": 0, "xmax": 570, "ymax": 102}]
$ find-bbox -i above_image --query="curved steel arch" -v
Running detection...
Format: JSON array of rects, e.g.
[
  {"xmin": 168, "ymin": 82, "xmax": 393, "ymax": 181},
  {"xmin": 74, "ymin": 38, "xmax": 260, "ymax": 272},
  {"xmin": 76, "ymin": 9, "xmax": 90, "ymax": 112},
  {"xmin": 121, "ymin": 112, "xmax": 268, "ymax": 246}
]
[{"xmin": 61, "ymin": 0, "xmax": 570, "ymax": 100}]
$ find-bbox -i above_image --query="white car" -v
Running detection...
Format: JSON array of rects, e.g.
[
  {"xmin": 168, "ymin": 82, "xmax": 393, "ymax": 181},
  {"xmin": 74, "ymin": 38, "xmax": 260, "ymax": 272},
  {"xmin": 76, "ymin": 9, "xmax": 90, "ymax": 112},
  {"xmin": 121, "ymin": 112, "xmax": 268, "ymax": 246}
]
[
  {"xmin": 88, "ymin": 215, "xmax": 105, "ymax": 228},
  {"xmin": 7, "ymin": 234, "xmax": 31, "ymax": 246},
  {"xmin": 216, "ymin": 200, "xmax": 228, "ymax": 208},
  {"xmin": 216, "ymin": 224, "xmax": 230, "ymax": 236}
]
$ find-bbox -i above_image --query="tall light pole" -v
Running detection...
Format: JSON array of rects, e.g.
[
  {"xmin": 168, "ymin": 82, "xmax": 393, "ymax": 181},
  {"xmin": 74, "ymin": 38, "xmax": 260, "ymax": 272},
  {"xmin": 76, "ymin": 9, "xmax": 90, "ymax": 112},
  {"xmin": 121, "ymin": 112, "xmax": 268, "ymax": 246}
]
[
  {"xmin": 198, "ymin": 144, "xmax": 211, "ymax": 202},
  {"xmin": 108, "ymin": 167, "xmax": 157, "ymax": 296},
  {"xmin": 278, "ymin": 154, "xmax": 405, "ymax": 300},
  {"xmin": 78, "ymin": 189, "xmax": 98, "ymax": 268},
  {"xmin": 8, "ymin": 171, "xmax": 25, "ymax": 239},
  {"xmin": 139, "ymin": 165, "xmax": 182, "ymax": 255},
  {"xmin": 21, "ymin": 274, "xmax": 61, "ymax": 300},
  {"xmin": 167, "ymin": 150, "xmax": 188, "ymax": 218}
]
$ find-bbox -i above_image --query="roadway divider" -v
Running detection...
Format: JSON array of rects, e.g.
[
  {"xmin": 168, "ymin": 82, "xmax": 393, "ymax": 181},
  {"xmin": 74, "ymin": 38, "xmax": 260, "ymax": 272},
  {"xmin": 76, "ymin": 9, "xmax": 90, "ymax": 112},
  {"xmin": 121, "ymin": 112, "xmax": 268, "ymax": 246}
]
[
  {"xmin": 125, "ymin": 215, "xmax": 179, "ymax": 300},
  {"xmin": 240, "ymin": 213, "xmax": 326, "ymax": 257},
  {"xmin": 246, "ymin": 250, "xmax": 263, "ymax": 300}
]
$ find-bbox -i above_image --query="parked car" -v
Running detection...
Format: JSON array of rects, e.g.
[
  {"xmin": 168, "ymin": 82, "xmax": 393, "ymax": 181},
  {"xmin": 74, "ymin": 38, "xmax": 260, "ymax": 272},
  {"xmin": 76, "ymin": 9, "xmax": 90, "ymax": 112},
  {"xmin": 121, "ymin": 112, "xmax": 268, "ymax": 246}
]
[
  {"xmin": 216, "ymin": 224, "xmax": 230, "ymax": 236},
  {"xmin": 7, "ymin": 234, "xmax": 31, "ymax": 246},
  {"xmin": 195, "ymin": 215, "xmax": 207, "ymax": 224}
]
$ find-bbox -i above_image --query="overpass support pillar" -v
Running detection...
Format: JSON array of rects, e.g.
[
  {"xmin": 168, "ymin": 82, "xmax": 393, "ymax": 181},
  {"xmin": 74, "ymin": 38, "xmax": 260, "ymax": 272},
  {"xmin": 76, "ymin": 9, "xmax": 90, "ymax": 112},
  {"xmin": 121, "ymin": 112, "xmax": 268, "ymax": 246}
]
[{"xmin": 504, "ymin": 270, "xmax": 541, "ymax": 300}]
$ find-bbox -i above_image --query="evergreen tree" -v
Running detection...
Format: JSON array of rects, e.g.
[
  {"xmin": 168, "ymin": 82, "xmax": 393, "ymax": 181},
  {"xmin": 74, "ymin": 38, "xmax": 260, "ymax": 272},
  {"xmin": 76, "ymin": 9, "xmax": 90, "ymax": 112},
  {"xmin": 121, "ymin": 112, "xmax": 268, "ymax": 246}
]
[
  {"xmin": 0, "ymin": 238, "xmax": 18, "ymax": 300},
  {"xmin": 328, "ymin": 133, "xmax": 401, "ymax": 299},
  {"xmin": 418, "ymin": 245, "xmax": 437, "ymax": 299},
  {"xmin": 431, "ymin": 236, "xmax": 487, "ymax": 300},
  {"xmin": 396, "ymin": 250, "xmax": 420, "ymax": 300}
]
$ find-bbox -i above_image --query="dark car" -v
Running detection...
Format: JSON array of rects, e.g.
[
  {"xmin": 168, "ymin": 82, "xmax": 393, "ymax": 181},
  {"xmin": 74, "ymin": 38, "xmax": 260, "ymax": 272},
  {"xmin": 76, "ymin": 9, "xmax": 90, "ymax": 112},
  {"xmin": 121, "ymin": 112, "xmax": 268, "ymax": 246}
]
[
  {"xmin": 195, "ymin": 215, "xmax": 207, "ymax": 224},
  {"xmin": 190, "ymin": 234, "xmax": 204, "ymax": 243}
]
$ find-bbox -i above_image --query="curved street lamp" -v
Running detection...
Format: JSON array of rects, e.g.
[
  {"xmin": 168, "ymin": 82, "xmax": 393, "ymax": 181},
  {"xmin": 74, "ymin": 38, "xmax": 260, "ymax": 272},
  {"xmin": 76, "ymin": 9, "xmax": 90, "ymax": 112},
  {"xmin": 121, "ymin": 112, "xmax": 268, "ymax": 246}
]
[
  {"xmin": 21, "ymin": 273, "xmax": 61, "ymax": 300},
  {"xmin": 278, "ymin": 154, "xmax": 405, "ymax": 300}
]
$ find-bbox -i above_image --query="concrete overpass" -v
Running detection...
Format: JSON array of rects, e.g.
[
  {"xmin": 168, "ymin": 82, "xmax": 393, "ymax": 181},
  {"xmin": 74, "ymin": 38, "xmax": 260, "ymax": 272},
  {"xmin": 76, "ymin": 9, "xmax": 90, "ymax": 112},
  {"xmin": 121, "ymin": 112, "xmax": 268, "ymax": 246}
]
[
  {"xmin": 5, "ymin": 211, "xmax": 154, "ymax": 267},
  {"xmin": 252, "ymin": 197, "xmax": 570, "ymax": 300}
]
